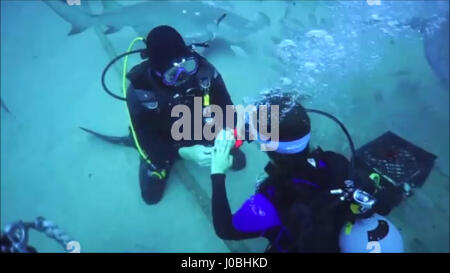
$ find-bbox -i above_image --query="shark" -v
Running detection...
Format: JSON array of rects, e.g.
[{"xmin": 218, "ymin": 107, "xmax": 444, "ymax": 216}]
[
  {"xmin": 423, "ymin": 16, "xmax": 449, "ymax": 88},
  {"xmin": 278, "ymin": 1, "xmax": 449, "ymax": 89},
  {"xmin": 43, "ymin": 0, "xmax": 270, "ymax": 57},
  {"xmin": 357, "ymin": 10, "xmax": 449, "ymax": 88},
  {"xmin": 377, "ymin": 14, "xmax": 449, "ymax": 88}
]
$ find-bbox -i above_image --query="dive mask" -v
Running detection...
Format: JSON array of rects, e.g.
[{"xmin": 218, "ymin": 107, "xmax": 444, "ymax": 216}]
[{"xmin": 155, "ymin": 56, "xmax": 198, "ymax": 86}]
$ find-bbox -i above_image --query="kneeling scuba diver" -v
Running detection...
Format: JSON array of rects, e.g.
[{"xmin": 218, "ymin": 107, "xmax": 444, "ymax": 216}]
[
  {"xmin": 81, "ymin": 25, "xmax": 246, "ymax": 205},
  {"xmin": 209, "ymin": 91, "xmax": 409, "ymax": 253}
]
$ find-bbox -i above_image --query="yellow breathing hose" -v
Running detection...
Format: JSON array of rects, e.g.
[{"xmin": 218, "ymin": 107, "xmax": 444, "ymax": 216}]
[{"xmin": 121, "ymin": 36, "xmax": 153, "ymax": 166}]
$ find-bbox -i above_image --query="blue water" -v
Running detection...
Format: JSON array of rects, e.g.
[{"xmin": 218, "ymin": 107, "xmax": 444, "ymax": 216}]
[{"xmin": 1, "ymin": 0, "xmax": 448, "ymax": 252}]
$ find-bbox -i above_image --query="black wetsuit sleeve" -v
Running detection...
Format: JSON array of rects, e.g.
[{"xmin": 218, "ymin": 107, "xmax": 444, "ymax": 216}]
[
  {"xmin": 211, "ymin": 174, "xmax": 263, "ymax": 240},
  {"xmin": 126, "ymin": 84, "xmax": 176, "ymax": 166},
  {"xmin": 212, "ymin": 74, "xmax": 233, "ymax": 106},
  {"xmin": 210, "ymin": 74, "xmax": 235, "ymax": 129}
]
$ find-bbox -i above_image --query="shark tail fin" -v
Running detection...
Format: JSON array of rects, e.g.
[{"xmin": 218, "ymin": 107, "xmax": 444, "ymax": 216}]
[{"xmin": 80, "ymin": 127, "xmax": 135, "ymax": 148}]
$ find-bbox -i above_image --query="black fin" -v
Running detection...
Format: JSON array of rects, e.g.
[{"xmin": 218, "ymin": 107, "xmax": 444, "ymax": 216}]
[
  {"xmin": 216, "ymin": 13, "xmax": 227, "ymax": 26},
  {"xmin": 1, "ymin": 98, "xmax": 11, "ymax": 114},
  {"xmin": 1, "ymin": 97, "xmax": 14, "ymax": 118},
  {"xmin": 80, "ymin": 127, "xmax": 135, "ymax": 148}
]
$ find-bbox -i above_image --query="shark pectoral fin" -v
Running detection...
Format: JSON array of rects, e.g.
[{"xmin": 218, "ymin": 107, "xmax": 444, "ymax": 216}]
[
  {"xmin": 104, "ymin": 25, "xmax": 123, "ymax": 35},
  {"xmin": 68, "ymin": 24, "xmax": 89, "ymax": 36},
  {"xmin": 98, "ymin": 0, "xmax": 124, "ymax": 35},
  {"xmin": 230, "ymin": 45, "xmax": 249, "ymax": 58},
  {"xmin": 43, "ymin": 0, "xmax": 94, "ymax": 36},
  {"xmin": 245, "ymin": 12, "xmax": 271, "ymax": 31}
]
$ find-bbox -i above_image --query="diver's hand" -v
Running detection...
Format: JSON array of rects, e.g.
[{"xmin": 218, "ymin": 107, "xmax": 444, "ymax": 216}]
[
  {"xmin": 211, "ymin": 129, "xmax": 235, "ymax": 174},
  {"xmin": 179, "ymin": 145, "xmax": 213, "ymax": 167}
]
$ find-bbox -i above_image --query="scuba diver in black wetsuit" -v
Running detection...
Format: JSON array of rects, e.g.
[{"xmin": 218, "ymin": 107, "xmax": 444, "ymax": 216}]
[
  {"xmin": 209, "ymin": 92, "xmax": 405, "ymax": 253},
  {"xmin": 84, "ymin": 25, "xmax": 246, "ymax": 205}
]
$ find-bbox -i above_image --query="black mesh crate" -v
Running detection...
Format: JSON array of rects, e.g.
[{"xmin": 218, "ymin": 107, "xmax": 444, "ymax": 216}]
[{"xmin": 355, "ymin": 131, "xmax": 437, "ymax": 189}]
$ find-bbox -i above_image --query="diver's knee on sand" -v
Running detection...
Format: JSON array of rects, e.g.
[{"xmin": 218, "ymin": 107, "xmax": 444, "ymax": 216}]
[{"xmin": 139, "ymin": 160, "xmax": 170, "ymax": 205}]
